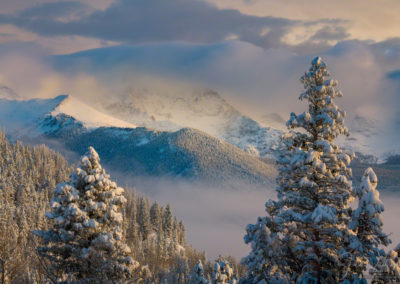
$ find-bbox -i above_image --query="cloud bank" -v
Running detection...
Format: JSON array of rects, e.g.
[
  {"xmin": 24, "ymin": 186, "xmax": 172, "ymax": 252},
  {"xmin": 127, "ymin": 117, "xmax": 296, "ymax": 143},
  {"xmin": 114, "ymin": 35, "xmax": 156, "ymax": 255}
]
[{"xmin": 0, "ymin": 0, "xmax": 350, "ymax": 53}]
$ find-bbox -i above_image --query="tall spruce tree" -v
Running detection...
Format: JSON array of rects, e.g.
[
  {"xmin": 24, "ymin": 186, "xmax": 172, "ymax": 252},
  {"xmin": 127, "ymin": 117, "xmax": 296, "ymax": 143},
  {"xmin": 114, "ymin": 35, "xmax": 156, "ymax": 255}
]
[
  {"xmin": 35, "ymin": 147, "xmax": 141, "ymax": 283},
  {"xmin": 243, "ymin": 57, "xmax": 357, "ymax": 283},
  {"xmin": 349, "ymin": 168, "xmax": 391, "ymax": 280}
]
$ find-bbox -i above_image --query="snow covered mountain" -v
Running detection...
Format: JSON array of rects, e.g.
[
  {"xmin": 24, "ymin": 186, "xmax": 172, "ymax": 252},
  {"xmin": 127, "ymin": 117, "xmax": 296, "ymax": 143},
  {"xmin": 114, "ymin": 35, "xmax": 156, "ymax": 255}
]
[
  {"xmin": 0, "ymin": 94, "xmax": 135, "ymax": 138},
  {"xmin": 0, "ymin": 89, "xmax": 393, "ymax": 187},
  {"xmin": 51, "ymin": 42, "xmax": 400, "ymax": 161},
  {"xmin": 99, "ymin": 88, "xmax": 283, "ymax": 159},
  {"xmin": 0, "ymin": 94, "xmax": 277, "ymax": 186}
]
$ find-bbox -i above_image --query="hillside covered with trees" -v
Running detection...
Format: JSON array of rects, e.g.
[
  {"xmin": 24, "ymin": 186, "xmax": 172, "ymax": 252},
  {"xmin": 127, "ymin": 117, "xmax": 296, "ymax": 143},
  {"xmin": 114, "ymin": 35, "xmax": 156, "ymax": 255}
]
[{"xmin": 0, "ymin": 131, "xmax": 243, "ymax": 283}]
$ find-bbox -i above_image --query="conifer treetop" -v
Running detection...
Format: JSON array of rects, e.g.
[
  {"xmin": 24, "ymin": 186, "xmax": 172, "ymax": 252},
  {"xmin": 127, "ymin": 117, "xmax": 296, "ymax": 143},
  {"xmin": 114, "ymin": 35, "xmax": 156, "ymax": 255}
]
[
  {"xmin": 35, "ymin": 146, "xmax": 138, "ymax": 282},
  {"xmin": 287, "ymin": 56, "xmax": 349, "ymax": 141},
  {"xmin": 191, "ymin": 260, "xmax": 209, "ymax": 284}
]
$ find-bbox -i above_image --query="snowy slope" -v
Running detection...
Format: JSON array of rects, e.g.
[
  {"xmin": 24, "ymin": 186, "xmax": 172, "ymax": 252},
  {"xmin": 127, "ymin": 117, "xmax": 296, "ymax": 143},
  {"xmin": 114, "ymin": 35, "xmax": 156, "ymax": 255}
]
[
  {"xmin": 101, "ymin": 88, "xmax": 283, "ymax": 159},
  {"xmin": 0, "ymin": 94, "xmax": 277, "ymax": 185},
  {"xmin": 51, "ymin": 95, "xmax": 135, "ymax": 129},
  {"xmin": 102, "ymin": 87, "xmax": 400, "ymax": 161},
  {"xmin": 0, "ymin": 95, "xmax": 66, "ymax": 137},
  {"xmin": 0, "ymin": 95, "xmax": 135, "ymax": 138}
]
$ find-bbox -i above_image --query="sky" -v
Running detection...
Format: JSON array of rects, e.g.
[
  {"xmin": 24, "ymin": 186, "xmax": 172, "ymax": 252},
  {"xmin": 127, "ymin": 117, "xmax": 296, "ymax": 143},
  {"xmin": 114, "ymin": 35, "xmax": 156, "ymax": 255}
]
[
  {"xmin": 0, "ymin": 0, "xmax": 399, "ymax": 121},
  {"xmin": 1, "ymin": 0, "xmax": 400, "ymax": 53},
  {"xmin": 0, "ymin": 0, "xmax": 400, "ymax": 259},
  {"xmin": 0, "ymin": 0, "xmax": 399, "ymax": 156}
]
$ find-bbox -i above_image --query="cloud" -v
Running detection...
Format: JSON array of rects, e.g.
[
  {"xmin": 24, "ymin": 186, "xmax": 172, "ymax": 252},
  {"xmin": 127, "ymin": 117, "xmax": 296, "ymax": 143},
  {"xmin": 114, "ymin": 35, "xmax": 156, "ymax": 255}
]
[
  {"xmin": 0, "ymin": 0, "xmax": 114, "ymax": 14},
  {"xmin": 310, "ymin": 26, "xmax": 350, "ymax": 43},
  {"xmin": 0, "ymin": 0, "xmax": 350, "ymax": 51},
  {"xmin": 205, "ymin": 0, "xmax": 400, "ymax": 43},
  {"xmin": 0, "ymin": 23, "xmax": 120, "ymax": 54},
  {"xmin": 19, "ymin": 1, "xmax": 92, "ymax": 21},
  {"xmin": 1, "ymin": 0, "xmax": 399, "ymax": 55},
  {"xmin": 0, "ymin": 37, "xmax": 399, "ymax": 156}
]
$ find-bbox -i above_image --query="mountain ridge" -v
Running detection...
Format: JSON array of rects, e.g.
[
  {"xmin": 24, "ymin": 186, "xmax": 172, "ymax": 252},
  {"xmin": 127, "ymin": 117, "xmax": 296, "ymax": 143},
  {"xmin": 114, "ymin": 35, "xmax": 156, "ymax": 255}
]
[{"xmin": 0, "ymin": 94, "xmax": 277, "ymax": 186}]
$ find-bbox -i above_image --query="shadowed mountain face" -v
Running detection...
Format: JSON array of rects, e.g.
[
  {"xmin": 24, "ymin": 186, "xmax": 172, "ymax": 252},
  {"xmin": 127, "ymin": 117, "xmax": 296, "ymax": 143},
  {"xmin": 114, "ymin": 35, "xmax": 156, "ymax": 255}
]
[{"xmin": 43, "ymin": 123, "xmax": 277, "ymax": 186}]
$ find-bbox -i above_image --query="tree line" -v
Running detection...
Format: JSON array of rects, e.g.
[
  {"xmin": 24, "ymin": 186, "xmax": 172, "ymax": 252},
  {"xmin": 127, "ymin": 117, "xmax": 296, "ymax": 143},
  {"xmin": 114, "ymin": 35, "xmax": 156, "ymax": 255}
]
[{"xmin": 0, "ymin": 132, "xmax": 243, "ymax": 283}]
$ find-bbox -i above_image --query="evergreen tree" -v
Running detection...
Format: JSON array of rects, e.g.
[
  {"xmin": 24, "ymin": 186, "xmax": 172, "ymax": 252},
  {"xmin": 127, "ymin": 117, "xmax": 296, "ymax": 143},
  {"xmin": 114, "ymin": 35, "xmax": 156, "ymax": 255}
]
[
  {"xmin": 0, "ymin": 131, "xmax": 71, "ymax": 282},
  {"xmin": 371, "ymin": 245, "xmax": 400, "ymax": 283},
  {"xmin": 191, "ymin": 260, "xmax": 209, "ymax": 284},
  {"xmin": 138, "ymin": 197, "xmax": 151, "ymax": 240},
  {"xmin": 173, "ymin": 217, "xmax": 179, "ymax": 242},
  {"xmin": 35, "ymin": 147, "xmax": 140, "ymax": 283},
  {"xmin": 175, "ymin": 255, "xmax": 190, "ymax": 284},
  {"xmin": 0, "ymin": 203, "xmax": 23, "ymax": 283},
  {"xmin": 150, "ymin": 201, "xmax": 162, "ymax": 232},
  {"xmin": 178, "ymin": 221, "xmax": 186, "ymax": 245},
  {"xmin": 0, "ymin": 130, "xmax": 198, "ymax": 283},
  {"xmin": 243, "ymin": 207, "xmax": 292, "ymax": 283},
  {"xmin": 349, "ymin": 168, "xmax": 391, "ymax": 280},
  {"xmin": 243, "ymin": 57, "xmax": 357, "ymax": 283},
  {"xmin": 212, "ymin": 257, "xmax": 235, "ymax": 284},
  {"xmin": 164, "ymin": 204, "xmax": 174, "ymax": 239},
  {"xmin": 124, "ymin": 190, "xmax": 139, "ymax": 250}
]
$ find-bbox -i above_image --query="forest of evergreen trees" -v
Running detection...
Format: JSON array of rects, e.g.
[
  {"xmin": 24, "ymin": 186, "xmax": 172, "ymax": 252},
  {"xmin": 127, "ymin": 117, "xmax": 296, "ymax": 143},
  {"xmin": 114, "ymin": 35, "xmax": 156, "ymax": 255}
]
[
  {"xmin": 0, "ymin": 132, "xmax": 243, "ymax": 283},
  {"xmin": 1, "ymin": 57, "xmax": 400, "ymax": 283}
]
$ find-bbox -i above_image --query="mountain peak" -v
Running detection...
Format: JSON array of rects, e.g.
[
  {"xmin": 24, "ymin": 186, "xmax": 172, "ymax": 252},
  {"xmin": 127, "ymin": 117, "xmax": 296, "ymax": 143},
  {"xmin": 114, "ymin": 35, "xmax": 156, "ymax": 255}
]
[
  {"xmin": 51, "ymin": 94, "xmax": 136, "ymax": 129},
  {"xmin": 0, "ymin": 94, "xmax": 135, "ymax": 138},
  {"xmin": 54, "ymin": 94, "xmax": 69, "ymax": 102}
]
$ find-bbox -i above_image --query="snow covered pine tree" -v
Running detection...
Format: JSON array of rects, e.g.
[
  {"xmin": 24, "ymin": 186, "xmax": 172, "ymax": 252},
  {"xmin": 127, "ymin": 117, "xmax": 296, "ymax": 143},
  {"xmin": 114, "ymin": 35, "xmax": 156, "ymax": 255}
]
[
  {"xmin": 191, "ymin": 260, "xmax": 209, "ymax": 284},
  {"xmin": 212, "ymin": 257, "xmax": 236, "ymax": 284},
  {"xmin": 371, "ymin": 244, "xmax": 400, "ymax": 283},
  {"xmin": 349, "ymin": 168, "xmax": 391, "ymax": 281},
  {"xmin": 243, "ymin": 57, "xmax": 360, "ymax": 283},
  {"xmin": 35, "ymin": 147, "xmax": 144, "ymax": 283}
]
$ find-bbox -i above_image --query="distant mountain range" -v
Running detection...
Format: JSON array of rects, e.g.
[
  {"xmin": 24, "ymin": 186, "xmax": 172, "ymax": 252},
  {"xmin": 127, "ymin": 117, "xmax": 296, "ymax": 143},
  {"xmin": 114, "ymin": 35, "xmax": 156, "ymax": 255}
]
[
  {"xmin": 98, "ymin": 88, "xmax": 283, "ymax": 159},
  {"xmin": 51, "ymin": 42, "xmax": 400, "ymax": 161},
  {"xmin": 0, "ymin": 85, "xmax": 397, "ymax": 189},
  {"xmin": 0, "ymin": 93, "xmax": 277, "ymax": 186}
]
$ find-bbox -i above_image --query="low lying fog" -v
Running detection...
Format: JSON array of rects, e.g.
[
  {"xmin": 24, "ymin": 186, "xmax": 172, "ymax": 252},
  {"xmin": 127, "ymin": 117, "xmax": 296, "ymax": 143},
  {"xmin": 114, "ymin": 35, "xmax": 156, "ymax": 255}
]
[
  {"xmin": 128, "ymin": 178, "xmax": 275, "ymax": 260},
  {"xmin": 128, "ymin": 177, "xmax": 400, "ymax": 261}
]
